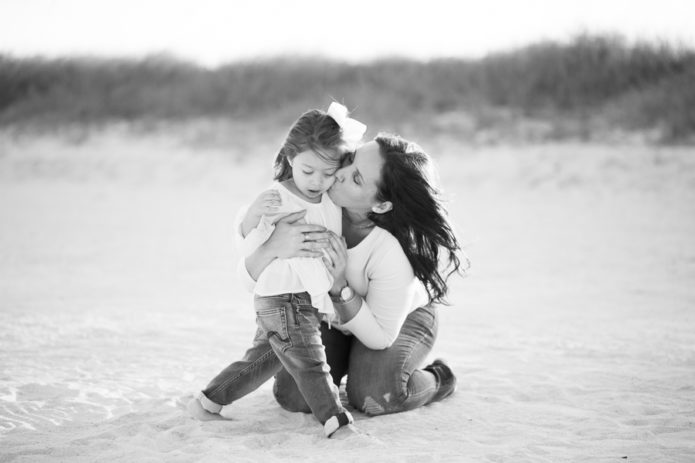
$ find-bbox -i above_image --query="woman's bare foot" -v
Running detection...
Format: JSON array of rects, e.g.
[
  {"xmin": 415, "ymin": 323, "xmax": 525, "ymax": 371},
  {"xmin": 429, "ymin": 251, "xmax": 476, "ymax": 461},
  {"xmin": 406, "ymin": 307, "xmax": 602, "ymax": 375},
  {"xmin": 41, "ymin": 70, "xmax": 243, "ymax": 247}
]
[{"xmin": 186, "ymin": 397, "xmax": 226, "ymax": 421}]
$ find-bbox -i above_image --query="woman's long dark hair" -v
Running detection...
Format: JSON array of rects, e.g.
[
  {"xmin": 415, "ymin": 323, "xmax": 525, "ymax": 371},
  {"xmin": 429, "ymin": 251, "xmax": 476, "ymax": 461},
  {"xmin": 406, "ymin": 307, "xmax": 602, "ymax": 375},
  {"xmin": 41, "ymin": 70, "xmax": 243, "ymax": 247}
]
[
  {"xmin": 369, "ymin": 133, "xmax": 467, "ymax": 304},
  {"xmin": 273, "ymin": 109, "xmax": 345, "ymax": 181}
]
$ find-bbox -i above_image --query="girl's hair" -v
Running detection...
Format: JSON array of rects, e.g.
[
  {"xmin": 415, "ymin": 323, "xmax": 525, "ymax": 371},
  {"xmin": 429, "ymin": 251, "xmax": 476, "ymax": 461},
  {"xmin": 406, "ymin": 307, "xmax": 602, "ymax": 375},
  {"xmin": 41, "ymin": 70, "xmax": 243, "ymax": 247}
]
[
  {"xmin": 370, "ymin": 133, "xmax": 467, "ymax": 305},
  {"xmin": 273, "ymin": 109, "xmax": 346, "ymax": 181}
]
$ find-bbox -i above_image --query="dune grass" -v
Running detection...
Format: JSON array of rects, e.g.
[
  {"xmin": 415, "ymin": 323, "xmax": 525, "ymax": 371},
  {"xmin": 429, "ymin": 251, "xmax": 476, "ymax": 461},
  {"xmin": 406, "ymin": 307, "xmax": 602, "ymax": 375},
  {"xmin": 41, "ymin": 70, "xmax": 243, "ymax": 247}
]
[{"xmin": 1, "ymin": 33, "xmax": 694, "ymax": 143}]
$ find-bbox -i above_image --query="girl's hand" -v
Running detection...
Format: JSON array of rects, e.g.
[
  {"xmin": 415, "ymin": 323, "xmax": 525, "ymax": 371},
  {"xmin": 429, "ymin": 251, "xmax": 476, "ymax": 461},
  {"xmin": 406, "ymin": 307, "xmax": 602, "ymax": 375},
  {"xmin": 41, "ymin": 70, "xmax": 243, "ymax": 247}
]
[
  {"xmin": 248, "ymin": 189, "xmax": 281, "ymax": 219},
  {"xmin": 323, "ymin": 231, "xmax": 348, "ymax": 293},
  {"xmin": 241, "ymin": 189, "xmax": 281, "ymax": 237}
]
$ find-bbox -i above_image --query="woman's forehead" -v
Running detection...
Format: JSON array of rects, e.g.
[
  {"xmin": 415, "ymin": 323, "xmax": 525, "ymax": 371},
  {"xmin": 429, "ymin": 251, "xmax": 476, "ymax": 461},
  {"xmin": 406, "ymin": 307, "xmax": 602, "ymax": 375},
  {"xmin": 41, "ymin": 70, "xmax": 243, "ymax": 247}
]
[
  {"xmin": 353, "ymin": 141, "xmax": 383, "ymax": 172},
  {"xmin": 354, "ymin": 141, "xmax": 383, "ymax": 178}
]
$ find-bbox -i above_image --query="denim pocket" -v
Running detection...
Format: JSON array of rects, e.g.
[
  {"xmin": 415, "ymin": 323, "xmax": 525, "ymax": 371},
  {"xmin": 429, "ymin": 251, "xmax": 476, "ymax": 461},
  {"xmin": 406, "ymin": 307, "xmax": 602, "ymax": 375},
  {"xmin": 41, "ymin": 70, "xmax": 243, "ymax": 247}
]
[
  {"xmin": 255, "ymin": 300, "xmax": 292, "ymax": 352},
  {"xmin": 293, "ymin": 303, "xmax": 322, "ymax": 337}
]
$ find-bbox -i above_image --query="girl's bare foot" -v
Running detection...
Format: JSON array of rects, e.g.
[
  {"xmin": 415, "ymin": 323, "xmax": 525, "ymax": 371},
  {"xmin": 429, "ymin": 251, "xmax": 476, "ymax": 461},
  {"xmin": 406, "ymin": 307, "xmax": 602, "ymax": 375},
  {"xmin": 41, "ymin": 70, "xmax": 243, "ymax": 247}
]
[{"xmin": 186, "ymin": 397, "xmax": 226, "ymax": 421}]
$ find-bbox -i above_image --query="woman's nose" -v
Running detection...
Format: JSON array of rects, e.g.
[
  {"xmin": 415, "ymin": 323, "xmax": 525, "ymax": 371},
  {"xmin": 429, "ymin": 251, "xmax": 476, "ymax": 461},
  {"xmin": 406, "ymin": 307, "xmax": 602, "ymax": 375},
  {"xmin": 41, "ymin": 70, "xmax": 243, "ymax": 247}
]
[{"xmin": 334, "ymin": 168, "xmax": 346, "ymax": 182}]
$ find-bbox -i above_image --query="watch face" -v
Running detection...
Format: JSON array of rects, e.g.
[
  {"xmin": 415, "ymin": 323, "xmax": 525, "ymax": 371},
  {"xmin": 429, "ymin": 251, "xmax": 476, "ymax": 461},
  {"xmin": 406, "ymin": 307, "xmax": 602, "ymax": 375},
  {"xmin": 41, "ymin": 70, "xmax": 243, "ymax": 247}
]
[{"xmin": 340, "ymin": 286, "xmax": 353, "ymax": 301}]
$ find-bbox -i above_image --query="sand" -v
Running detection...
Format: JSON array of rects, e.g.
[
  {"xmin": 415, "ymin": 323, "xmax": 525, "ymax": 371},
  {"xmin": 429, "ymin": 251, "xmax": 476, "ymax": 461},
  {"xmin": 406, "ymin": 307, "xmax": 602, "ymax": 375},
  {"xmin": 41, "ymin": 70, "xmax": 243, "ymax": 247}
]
[{"xmin": 1, "ymin": 128, "xmax": 694, "ymax": 462}]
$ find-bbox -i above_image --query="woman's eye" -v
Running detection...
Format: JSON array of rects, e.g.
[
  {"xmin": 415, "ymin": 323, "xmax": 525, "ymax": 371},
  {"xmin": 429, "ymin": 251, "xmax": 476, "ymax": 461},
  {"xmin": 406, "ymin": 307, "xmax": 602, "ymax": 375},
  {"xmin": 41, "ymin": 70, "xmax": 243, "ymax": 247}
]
[
  {"xmin": 341, "ymin": 151, "xmax": 355, "ymax": 167},
  {"xmin": 352, "ymin": 173, "xmax": 361, "ymax": 185}
]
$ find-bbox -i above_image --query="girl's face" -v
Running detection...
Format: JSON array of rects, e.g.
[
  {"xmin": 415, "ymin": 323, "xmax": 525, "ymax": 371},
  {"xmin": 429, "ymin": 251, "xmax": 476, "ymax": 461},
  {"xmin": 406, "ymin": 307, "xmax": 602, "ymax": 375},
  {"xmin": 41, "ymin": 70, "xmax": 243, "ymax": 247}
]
[
  {"xmin": 289, "ymin": 150, "xmax": 339, "ymax": 201},
  {"xmin": 328, "ymin": 141, "xmax": 384, "ymax": 211}
]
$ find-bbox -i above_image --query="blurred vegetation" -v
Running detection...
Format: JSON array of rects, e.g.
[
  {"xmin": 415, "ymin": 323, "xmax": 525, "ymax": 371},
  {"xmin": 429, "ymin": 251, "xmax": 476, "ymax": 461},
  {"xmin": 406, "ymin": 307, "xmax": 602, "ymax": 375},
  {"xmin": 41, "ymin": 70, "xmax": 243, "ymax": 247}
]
[{"xmin": 1, "ymin": 34, "xmax": 694, "ymax": 144}]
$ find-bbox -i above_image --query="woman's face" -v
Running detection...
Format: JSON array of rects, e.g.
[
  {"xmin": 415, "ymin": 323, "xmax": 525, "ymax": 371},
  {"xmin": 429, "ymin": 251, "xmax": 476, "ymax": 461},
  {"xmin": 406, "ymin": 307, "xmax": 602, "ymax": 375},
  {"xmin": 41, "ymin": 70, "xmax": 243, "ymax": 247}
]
[{"xmin": 328, "ymin": 140, "xmax": 384, "ymax": 211}]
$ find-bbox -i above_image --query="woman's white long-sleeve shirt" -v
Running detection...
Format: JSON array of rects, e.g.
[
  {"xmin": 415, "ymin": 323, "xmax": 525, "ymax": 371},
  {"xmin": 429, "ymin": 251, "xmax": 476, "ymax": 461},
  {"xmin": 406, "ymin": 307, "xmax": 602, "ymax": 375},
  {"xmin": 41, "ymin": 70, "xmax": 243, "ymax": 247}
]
[
  {"xmin": 335, "ymin": 227, "xmax": 429, "ymax": 349},
  {"xmin": 238, "ymin": 220, "xmax": 429, "ymax": 350}
]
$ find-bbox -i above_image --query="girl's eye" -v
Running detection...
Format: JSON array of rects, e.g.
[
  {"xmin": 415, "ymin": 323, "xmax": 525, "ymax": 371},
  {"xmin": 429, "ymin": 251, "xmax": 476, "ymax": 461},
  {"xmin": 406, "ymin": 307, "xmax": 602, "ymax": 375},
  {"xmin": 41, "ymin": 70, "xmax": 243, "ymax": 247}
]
[{"xmin": 302, "ymin": 171, "xmax": 313, "ymax": 175}]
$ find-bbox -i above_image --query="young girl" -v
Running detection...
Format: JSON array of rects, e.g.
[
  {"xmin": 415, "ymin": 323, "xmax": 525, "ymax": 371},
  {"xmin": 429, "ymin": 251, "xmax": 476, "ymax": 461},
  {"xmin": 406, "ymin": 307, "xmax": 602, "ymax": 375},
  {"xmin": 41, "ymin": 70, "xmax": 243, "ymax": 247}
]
[{"xmin": 188, "ymin": 103, "xmax": 366, "ymax": 438}]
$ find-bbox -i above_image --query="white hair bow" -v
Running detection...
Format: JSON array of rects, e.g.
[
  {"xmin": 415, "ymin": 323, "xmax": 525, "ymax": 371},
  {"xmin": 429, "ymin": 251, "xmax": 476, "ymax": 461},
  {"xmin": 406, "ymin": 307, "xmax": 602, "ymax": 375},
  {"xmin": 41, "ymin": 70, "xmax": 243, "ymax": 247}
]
[{"xmin": 326, "ymin": 102, "xmax": 367, "ymax": 149}]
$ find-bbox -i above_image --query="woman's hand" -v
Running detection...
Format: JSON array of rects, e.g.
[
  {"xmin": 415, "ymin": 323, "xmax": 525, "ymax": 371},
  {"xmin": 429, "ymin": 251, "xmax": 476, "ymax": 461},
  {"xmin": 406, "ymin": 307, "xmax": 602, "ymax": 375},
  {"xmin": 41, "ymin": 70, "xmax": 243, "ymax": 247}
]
[
  {"xmin": 245, "ymin": 210, "xmax": 331, "ymax": 282},
  {"xmin": 323, "ymin": 231, "xmax": 348, "ymax": 294},
  {"xmin": 266, "ymin": 210, "xmax": 330, "ymax": 259},
  {"xmin": 323, "ymin": 231, "xmax": 361, "ymax": 324}
]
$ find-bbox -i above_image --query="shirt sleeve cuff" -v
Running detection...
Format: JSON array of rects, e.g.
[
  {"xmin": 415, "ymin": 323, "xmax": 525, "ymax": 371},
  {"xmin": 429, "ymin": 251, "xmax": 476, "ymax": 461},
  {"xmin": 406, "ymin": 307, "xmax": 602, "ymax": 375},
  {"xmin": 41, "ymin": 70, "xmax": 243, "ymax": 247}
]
[{"xmin": 236, "ymin": 258, "xmax": 256, "ymax": 293}]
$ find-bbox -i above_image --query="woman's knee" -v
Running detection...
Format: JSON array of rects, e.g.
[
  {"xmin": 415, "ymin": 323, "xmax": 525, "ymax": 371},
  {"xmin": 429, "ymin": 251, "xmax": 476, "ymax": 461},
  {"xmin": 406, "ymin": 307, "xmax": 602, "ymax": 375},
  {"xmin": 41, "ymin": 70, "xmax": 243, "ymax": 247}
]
[
  {"xmin": 345, "ymin": 310, "xmax": 439, "ymax": 415},
  {"xmin": 346, "ymin": 368, "xmax": 409, "ymax": 416}
]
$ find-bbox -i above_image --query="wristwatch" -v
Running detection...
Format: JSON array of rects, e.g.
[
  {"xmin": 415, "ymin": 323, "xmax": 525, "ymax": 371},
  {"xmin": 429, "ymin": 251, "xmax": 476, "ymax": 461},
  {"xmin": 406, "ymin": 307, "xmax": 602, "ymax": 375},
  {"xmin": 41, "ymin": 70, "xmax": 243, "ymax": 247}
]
[
  {"xmin": 340, "ymin": 285, "xmax": 354, "ymax": 302},
  {"xmin": 332, "ymin": 284, "xmax": 354, "ymax": 303}
]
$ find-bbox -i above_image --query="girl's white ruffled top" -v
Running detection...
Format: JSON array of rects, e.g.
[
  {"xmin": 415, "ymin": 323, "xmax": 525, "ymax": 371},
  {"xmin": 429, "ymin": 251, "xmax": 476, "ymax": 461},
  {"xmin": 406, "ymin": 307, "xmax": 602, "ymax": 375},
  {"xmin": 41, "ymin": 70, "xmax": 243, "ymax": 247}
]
[{"xmin": 237, "ymin": 182, "xmax": 342, "ymax": 318}]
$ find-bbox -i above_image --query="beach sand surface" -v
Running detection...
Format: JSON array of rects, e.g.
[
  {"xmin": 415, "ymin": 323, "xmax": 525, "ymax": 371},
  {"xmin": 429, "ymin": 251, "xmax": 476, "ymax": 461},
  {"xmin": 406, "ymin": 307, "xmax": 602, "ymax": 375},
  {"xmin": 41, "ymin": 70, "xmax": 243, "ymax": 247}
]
[{"xmin": 1, "ymin": 129, "xmax": 694, "ymax": 462}]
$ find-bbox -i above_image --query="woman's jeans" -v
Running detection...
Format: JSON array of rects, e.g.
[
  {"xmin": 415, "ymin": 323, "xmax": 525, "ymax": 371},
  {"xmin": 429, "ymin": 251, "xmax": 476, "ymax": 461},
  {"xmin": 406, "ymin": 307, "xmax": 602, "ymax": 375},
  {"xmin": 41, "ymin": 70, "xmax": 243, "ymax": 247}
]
[
  {"xmin": 274, "ymin": 304, "xmax": 440, "ymax": 416},
  {"xmin": 199, "ymin": 292, "xmax": 344, "ymax": 424}
]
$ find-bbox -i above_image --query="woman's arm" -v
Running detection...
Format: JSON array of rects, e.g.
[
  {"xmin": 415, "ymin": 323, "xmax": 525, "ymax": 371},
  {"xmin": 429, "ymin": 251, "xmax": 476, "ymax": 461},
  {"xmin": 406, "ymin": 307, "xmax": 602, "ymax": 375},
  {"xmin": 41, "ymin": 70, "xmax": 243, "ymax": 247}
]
[
  {"xmin": 323, "ymin": 233, "xmax": 363, "ymax": 322},
  {"xmin": 342, "ymin": 245, "xmax": 419, "ymax": 349},
  {"xmin": 323, "ymin": 232, "xmax": 422, "ymax": 349}
]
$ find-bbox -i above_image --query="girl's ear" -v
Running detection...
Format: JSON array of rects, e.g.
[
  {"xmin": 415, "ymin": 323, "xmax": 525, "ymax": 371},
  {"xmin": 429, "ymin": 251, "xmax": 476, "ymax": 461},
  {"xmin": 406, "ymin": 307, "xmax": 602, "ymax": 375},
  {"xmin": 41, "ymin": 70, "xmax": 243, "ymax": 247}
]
[{"xmin": 371, "ymin": 201, "xmax": 392, "ymax": 215}]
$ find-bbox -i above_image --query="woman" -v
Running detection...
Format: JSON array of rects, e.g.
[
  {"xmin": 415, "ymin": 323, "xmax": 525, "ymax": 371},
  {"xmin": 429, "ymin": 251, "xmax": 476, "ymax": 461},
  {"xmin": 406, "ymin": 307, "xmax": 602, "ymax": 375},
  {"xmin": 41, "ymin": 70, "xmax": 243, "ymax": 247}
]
[{"xmin": 246, "ymin": 133, "xmax": 465, "ymax": 416}]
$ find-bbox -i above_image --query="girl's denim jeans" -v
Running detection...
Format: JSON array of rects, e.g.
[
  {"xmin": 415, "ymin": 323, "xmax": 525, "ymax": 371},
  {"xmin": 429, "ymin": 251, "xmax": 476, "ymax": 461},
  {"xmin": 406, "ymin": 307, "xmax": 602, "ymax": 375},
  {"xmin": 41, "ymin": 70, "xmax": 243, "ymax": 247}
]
[
  {"xmin": 199, "ymin": 292, "xmax": 344, "ymax": 424},
  {"xmin": 273, "ymin": 304, "xmax": 440, "ymax": 416}
]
